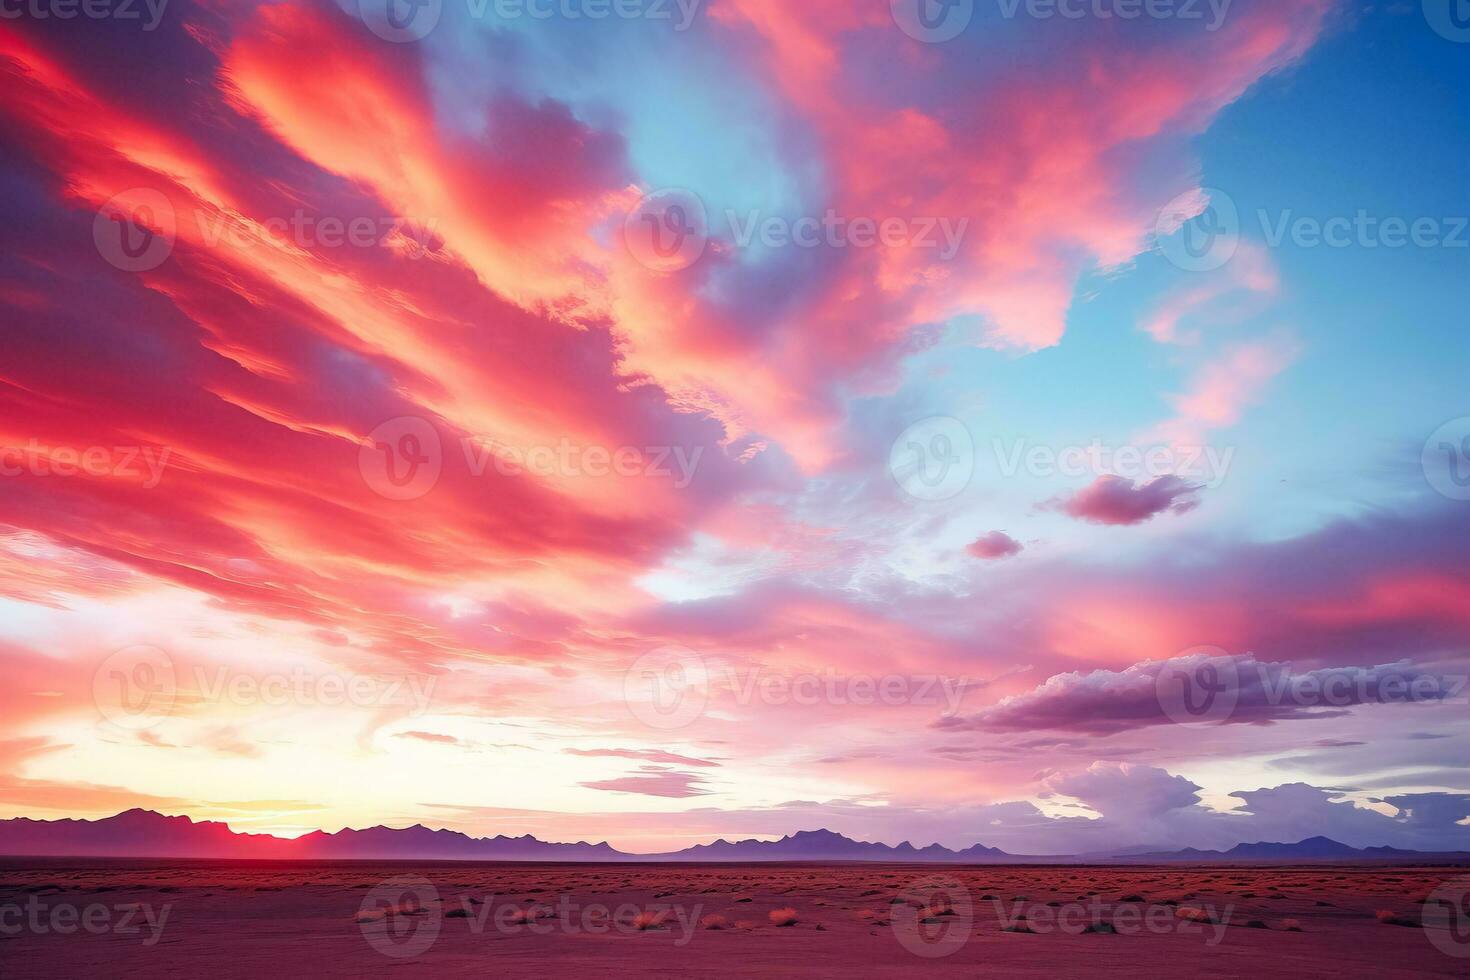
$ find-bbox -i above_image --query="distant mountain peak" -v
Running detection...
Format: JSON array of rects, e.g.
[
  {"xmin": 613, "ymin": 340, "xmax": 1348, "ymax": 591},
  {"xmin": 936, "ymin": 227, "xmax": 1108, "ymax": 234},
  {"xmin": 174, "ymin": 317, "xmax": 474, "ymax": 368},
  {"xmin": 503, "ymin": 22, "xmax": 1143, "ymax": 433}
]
[{"xmin": 6, "ymin": 811, "xmax": 1456, "ymax": 864}]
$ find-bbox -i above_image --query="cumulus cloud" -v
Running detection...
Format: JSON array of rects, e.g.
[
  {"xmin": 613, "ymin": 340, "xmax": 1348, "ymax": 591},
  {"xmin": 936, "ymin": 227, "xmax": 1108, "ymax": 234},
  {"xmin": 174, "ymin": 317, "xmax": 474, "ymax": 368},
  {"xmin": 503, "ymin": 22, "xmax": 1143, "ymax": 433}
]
[
  {"xmin": 967, "ymin": 531, "xmax": 1023, "ymax": 560},
  {"xmin": 1042, "ymin": 762, "xmax": 1203, "ymax": 822},
  {"xmin": 1042, "ymin": 475, "xmax": 1202, "ymax": 526}
]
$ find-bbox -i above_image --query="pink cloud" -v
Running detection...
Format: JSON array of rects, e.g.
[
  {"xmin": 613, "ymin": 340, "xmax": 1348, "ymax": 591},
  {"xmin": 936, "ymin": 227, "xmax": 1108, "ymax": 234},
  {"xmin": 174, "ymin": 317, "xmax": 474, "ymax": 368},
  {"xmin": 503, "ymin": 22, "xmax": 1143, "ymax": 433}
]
[
  {"xmin": 565, "ymin": 748, "xmax": 720, "ymax": 768},
  {"xmin": 579, "ymin": 767, "xmax": 713, "ymax": 799},
  {"xmin": 1152, "ymin": 335, "xmax": 1301, "ymax": 445},
  {"xmin": 1044, "ymin": 475, "xmax": 1202, "ymax": 526},
  {"xmin": 395, "ymin": 732, "xmax": 462, "ymax": 746},
  {"xmin": 1142, "ymin": 242, "xmax": 1281, "ymax": 345},
  {"xmin": 966, "ymin": 531, "xmax": 1024, "ymax": 560}
]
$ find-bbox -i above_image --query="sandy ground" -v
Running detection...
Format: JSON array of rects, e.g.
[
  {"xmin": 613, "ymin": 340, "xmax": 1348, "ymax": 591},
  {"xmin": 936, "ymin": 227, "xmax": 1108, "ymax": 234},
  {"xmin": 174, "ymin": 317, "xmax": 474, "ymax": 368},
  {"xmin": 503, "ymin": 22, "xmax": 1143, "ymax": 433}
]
[{"xmin": 2, "ymin": 860, "xmax": 1468, "ymax": 977}]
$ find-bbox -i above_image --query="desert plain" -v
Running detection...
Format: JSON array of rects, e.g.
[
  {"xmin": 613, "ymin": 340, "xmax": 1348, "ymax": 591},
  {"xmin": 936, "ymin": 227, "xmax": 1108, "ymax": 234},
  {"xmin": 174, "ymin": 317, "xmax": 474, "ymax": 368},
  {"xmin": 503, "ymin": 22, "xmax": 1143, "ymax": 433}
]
[{"xmin": 2, "ymin": 860, "xmax": 1468, "ymax": 977}]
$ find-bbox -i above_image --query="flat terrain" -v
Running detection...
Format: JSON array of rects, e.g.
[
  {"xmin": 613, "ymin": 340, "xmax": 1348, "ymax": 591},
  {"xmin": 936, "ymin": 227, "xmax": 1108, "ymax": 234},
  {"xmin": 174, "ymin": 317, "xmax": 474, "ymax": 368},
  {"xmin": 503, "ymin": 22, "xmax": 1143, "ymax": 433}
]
[{"xmin": 2, "ymin": 860, "xmax": 1467, "ymax": 977}]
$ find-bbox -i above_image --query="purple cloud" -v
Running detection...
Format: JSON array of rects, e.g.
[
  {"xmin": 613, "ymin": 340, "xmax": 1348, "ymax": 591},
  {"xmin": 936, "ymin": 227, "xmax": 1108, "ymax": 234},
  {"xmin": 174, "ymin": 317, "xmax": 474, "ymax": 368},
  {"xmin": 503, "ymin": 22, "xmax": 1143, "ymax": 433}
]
[
  {"xmin": 1043, "ymin": 475, "xmax": 1202, "ymax": 525},
  {"xmin": 937, "ymin": 655, "xmax": 1462, "ymax": 736}
]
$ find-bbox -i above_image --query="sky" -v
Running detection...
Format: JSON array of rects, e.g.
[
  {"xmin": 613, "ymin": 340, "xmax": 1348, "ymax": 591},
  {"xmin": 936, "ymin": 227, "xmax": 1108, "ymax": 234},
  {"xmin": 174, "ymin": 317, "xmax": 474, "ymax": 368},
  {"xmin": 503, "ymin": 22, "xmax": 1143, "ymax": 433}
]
[{"xmin": 0, "ymin": 0, "xmax": 1468, "ymax": 855}]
